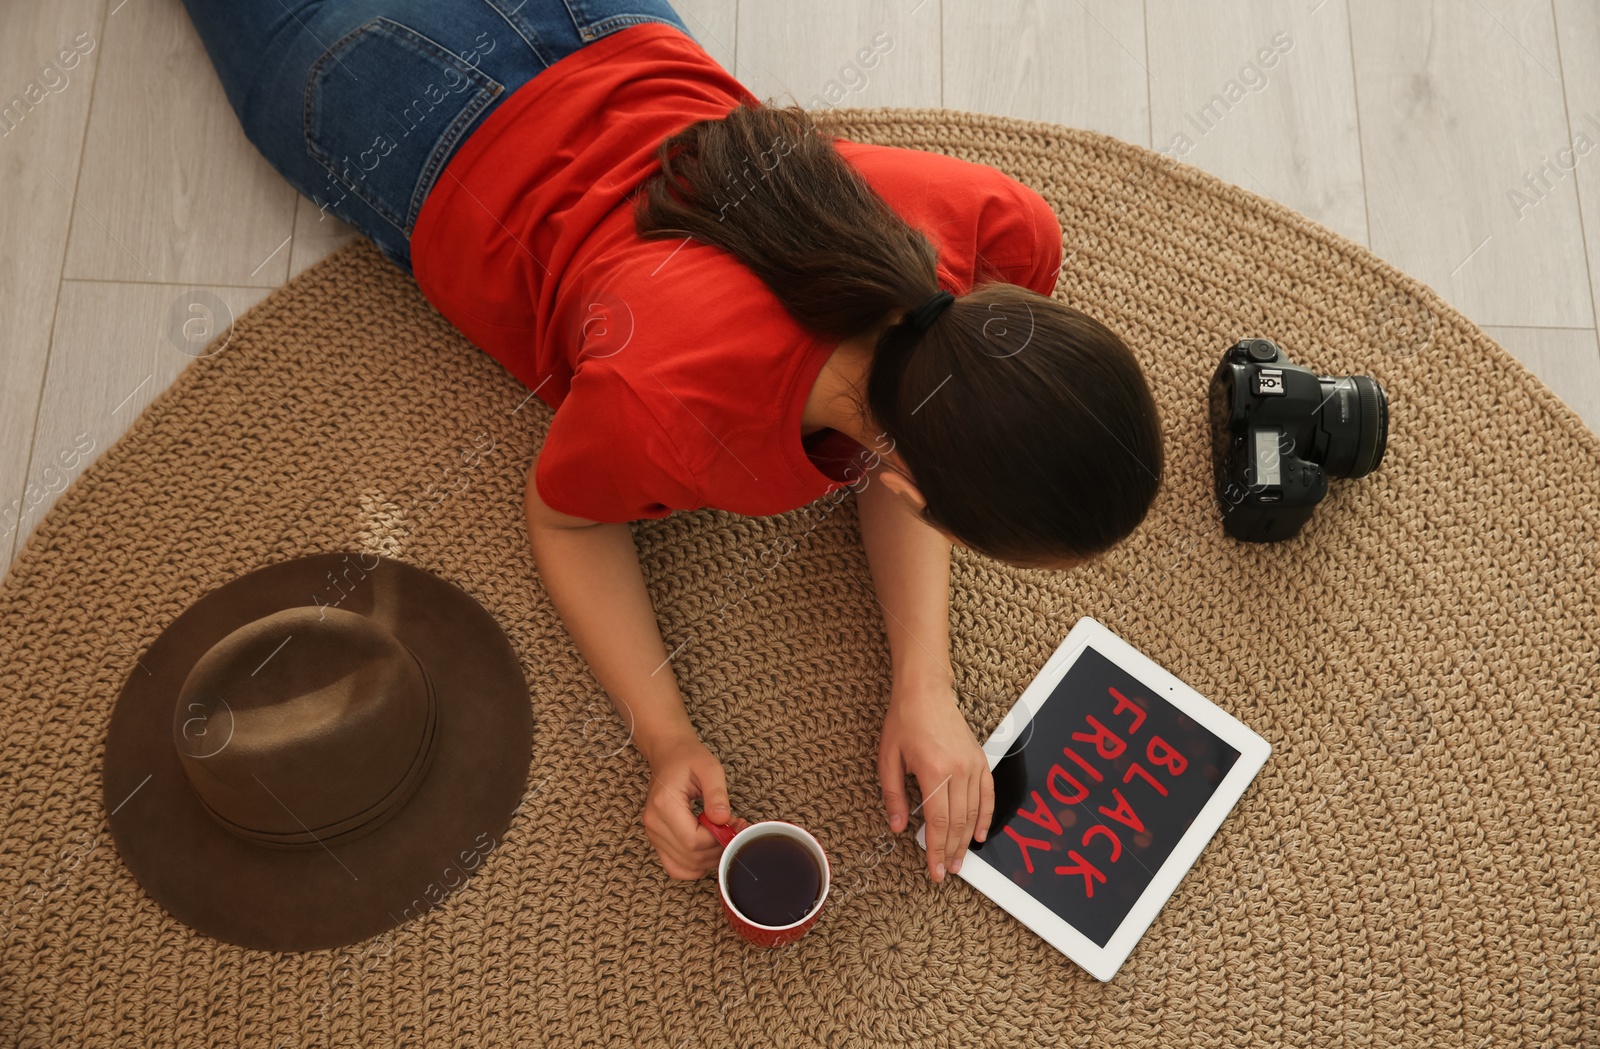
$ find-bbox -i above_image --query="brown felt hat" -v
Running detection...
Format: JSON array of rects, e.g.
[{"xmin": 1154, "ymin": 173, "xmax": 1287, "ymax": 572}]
[{"xmin": 101, "ymin": 551, "xmax": 531, "ymax": 953}]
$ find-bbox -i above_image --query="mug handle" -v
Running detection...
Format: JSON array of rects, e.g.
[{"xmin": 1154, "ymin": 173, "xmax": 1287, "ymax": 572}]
[{"xmin": 697, "ymin": 810, "xmax": 739, "ymax": 847}]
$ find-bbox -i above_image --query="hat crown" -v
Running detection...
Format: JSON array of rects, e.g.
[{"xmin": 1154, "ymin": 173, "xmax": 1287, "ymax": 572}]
[{"xmin": 173, "ymin": 605, "xmax": 438, "ymax": 849}]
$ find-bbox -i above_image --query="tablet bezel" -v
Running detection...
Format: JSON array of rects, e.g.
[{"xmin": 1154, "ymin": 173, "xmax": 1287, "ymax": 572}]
[{"xmin": 916, "ymin": 616, "xmax": 1270, "ymax": 981}]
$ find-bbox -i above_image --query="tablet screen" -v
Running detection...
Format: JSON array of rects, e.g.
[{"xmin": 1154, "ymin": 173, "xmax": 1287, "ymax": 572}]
[{"xmin": 969, "ymin": 645, "xmax": 1242, "ymax": 947}]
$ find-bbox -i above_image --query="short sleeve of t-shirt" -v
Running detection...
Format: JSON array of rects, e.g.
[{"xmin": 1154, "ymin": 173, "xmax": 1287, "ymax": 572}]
[
  {"xmin": 978, "ymin": 177, "xmax": 1064, "ymax": 296},
  {"xmin": 534, "ymin": 361, "xmax": 700, "ymax": 521},
  {"xmin": 1023, "ymin": 183, "xmax": 1065, "ymax": 294},
  {"xmin": 830, "ymin": 137, "xmax": 1063, "ymax": 298}
]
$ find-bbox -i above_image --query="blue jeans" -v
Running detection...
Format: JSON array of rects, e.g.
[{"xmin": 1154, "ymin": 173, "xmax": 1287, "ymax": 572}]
[{"xmin": 180, "ymin": 0, "xmax": 697, "ymax": 274}]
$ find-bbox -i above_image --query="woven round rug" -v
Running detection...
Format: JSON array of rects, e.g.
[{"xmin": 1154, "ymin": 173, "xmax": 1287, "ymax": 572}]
[{"xmin": 2, "ymin": 106, "xmax": 1597, "ymax": 1047}]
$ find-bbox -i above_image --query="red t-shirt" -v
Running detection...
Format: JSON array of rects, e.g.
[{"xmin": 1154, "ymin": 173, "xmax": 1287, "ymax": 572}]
[{"xmin": 410, "ymin": 22, "xmax": 1062, "ymax": 523}]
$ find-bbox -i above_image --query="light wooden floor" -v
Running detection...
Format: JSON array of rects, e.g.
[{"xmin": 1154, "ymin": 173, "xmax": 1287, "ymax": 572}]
[{"xmin": 4, "ymin": 0, "xmax": 1599, "ymax": 573}]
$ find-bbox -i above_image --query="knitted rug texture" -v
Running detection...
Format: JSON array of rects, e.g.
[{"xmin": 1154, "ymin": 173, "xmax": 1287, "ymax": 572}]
[{"xmin": 1, "ymin": 107, "xmax": 1597, "ymax": 1048}]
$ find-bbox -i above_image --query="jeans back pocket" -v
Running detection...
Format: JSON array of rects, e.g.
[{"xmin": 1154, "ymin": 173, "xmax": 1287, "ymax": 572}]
[{"xmin": 304, "ymin": 18, "xmax": 503, "ymax": 236}]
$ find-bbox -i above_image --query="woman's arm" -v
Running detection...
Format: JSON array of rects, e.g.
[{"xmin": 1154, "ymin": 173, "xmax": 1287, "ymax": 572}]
[
  {"xmin": 524, "ymin": 454, "xmax": 744, "ymax": 879},
  {"xmin": 854, "ymin": 464, "xmax": 995, "ymax": 883}
]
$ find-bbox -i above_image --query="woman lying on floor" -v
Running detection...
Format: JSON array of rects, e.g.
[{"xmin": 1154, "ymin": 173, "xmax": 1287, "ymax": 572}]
[{"xmin": 179, "ymin": 0, "xmax": 1164, "ymax": 886}]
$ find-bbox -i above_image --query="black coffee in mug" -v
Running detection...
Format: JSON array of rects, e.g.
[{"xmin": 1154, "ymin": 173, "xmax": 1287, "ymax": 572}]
[{"xmin": 726, "ymin": 832, "xmax": 822, "ymax": 927}]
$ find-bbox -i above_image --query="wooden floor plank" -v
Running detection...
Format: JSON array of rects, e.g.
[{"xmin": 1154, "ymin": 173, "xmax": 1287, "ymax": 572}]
[
  {"xmin": 9, "ymin": 280, "xmax": 274, "ymax": 559},
  {"xmin": 0, "ymin": 0, "xmax": 108, "ymax": 572},
  {"xmin": 670, "ymin": 0, "xmax": 739, "ymax": 74},
  {"xmin": 1554, "ymin": 0, "xmax": 1600, "ymax": 341},
  {"xmin": 288, "ymin": 196, "xmax": 359, "ymax": 281},
  {"xmin": 1349, "ymin": 0, "xmax": 1592, "ymax": 327},
  {"xmin": 61, "ymin": 0, "xmax": 298, "ymax": 286},
  {"xmin": 944, "ymin": 0, "xmax": 1150, "ymax": 148},
  {"xmin": 736, "ymin": 0, "xmax": 941, "ymax": 111},
  {"xmin": 1147, "ymin": 0, "xmax": 1368, "ymax": 245}
]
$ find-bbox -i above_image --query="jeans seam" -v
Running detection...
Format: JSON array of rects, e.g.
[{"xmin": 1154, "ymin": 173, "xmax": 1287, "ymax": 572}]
[
  {"xmin": 479, "ymin": 0, "xmax": 557, "ymax": 69},
  {"xmin": 574, "ymin": 14, "xmax": 685, "ymax": 43}
]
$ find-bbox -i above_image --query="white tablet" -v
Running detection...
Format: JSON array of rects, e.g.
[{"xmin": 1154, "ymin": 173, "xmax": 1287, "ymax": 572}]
[{"xmin": 917, "ymin": 616, "xmax": 1270, "ymax": 981}]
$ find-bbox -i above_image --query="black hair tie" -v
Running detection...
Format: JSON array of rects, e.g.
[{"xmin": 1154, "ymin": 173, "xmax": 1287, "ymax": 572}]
[{"xmin": 905, "ymin": 289, "xmax": 956, "ymax": 332}]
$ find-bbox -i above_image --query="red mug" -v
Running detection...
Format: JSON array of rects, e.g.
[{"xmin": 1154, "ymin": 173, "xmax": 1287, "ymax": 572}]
[{"xmin": 698, "ymin": 813, "xmax": 831, "ymax": 947}]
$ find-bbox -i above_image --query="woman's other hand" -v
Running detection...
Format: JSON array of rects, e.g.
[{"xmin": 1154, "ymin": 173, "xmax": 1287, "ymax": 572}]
[
  {"xmin": 878, "ymin": 681, "xmax": 994, "ymax": 883},
  {"xmin": 641, "ymin": 733, "xmax": 750, "ymax": 879}
]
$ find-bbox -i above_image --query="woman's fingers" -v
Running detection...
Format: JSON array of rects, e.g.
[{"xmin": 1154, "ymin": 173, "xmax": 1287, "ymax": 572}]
[
  {"xmin": 921, "ymin": 774, "xmax": 950, "ymax": 880},
  {"xmin": 878, "ymin": 743, "xmax": 910, "ymax": 834},
  {"xmin": 693, "ymin": 754, "xmax": 732, "ymax": 825},
  {"xmin": 878, "ymin": 704, "xmax": 995, "ymax": 882},
  {"xmin": 662, "ymin": 814, "xmax": 750, "ymax": 880},
  {"xmin": 676, "ymin": 810, "xmax": 725, "ymax": 872},
  {"xmin": 948, "ymin": 772, "xmax": 981, "ymax": 875},
  {"xmin": 642, "ymin": 746, "xmax": 737, "ymax": 880},
  {"xmin": 977, "ymin": 765, "xmax": 995, "ymax": 844},
  {"xmin": 646, "ymin": 795, "xmax": 721, "ymax": 878},
  {"xmin": 945, "ymin": 771, "xmax": 972, "ymax": 876}
]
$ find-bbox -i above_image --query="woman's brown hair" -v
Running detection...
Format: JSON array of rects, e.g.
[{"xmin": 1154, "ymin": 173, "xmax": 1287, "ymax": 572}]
[{"xmin": 633, "ymin": 102, "xmax": 1163, "ymax": 568}]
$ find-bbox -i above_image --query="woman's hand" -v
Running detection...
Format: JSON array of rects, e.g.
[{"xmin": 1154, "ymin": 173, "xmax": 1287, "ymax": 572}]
[
  {"xmin": 878, "ymin": 681, "xmax": 995, "ymax": 882},
  {"xmin": 641, "ymin": 733, "xmax": 750, "ymax": 880}
]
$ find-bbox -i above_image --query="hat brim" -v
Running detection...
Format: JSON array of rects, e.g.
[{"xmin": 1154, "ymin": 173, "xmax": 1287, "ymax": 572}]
[{"xmin": 103, "ymin": 552, "xmax": 532, "ymax": 953}]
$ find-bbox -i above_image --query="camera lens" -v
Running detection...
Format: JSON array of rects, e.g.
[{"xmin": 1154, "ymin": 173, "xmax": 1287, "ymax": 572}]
[{"xmin": 1317, "ymin": 375, "xmax": 1388, "ymax": 479}]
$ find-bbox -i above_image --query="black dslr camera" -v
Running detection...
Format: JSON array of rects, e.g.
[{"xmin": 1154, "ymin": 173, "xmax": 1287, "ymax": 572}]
[{"xmin": 1208, "ymin": 338, "xmax": 1389, "ymax": 542}]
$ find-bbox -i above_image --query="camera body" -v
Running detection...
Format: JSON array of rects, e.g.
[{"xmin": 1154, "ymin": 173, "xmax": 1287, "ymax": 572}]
[{"xmin": 1208, "ymin": 338, "xmax": 1388, "ymax": 542}]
